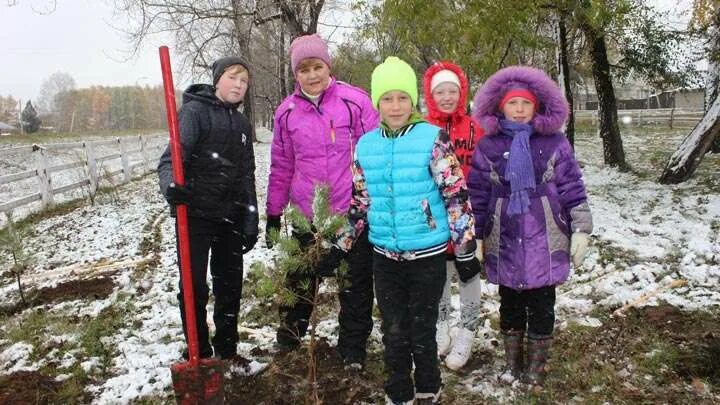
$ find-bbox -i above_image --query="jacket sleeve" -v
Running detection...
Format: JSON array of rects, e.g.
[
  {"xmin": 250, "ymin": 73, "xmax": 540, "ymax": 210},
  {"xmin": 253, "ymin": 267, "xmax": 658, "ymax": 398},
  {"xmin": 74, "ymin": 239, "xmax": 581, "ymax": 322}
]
[
  {"xmin": 238, "ymin": 117, "xmax": 259, "ymax": 236},
  {"xmin": 266, "ymin": 108, "xmax": 295, "ymax": 216},
  {"xmin": 467, "ymin": 140, "xmax": 493, "ymax": 238},
  {"xmin": 430, "ymin": 130, "xmax": 477, "ymax": 260},
  {"xmin": 554, "ymin": 136, "xmax": 592, "ymax": 234},
  {"xmin": 356, "ymin": 94, "xmax": 380, "ymax": 138},
  {"xmin": 334, "ymin": 157, "xmax": 370, "ymax": 252},
  {"xmin": 157, "ymin": 104, "xmax": 202, "ymax": 196}
]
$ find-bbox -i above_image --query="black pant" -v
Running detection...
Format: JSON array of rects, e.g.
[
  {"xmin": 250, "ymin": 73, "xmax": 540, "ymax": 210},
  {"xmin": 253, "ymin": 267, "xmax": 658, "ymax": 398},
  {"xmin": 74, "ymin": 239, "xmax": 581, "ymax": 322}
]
[
  {"xmin": 499, "ymin": 285, "xmax": 556, "ymax": 337},
  {"xmin": 176, "ymin": 216, "xmax": 244, "ymax": 358},
  {"xmin": 374, "ymin": 252, "xmax": 446, "ymax": 402},
  {"xmin": 277, "ymin": 229, "xmax": 374, "ymax": 363}
]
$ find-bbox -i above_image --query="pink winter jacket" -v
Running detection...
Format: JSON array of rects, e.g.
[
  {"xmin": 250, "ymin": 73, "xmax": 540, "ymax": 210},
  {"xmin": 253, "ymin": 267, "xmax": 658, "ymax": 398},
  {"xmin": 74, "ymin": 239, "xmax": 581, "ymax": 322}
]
[{"xmin": 266, "ymin": 79, "xmax": 379, "ymax": 219}]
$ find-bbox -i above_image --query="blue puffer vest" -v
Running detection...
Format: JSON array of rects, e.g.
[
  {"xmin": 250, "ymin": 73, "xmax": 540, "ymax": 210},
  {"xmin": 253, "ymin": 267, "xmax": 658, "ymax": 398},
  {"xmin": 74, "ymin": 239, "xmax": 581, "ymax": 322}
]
[{"xmin": 356, "ymin": 122, "xmax": 450, "ymax": 252}]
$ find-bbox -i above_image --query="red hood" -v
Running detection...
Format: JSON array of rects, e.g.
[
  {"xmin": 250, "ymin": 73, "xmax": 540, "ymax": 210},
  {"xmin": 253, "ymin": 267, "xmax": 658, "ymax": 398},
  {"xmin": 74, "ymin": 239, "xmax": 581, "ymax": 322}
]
[{"xmin": 422, "ymin": 61, "xmax": 469, "ymax": 125}]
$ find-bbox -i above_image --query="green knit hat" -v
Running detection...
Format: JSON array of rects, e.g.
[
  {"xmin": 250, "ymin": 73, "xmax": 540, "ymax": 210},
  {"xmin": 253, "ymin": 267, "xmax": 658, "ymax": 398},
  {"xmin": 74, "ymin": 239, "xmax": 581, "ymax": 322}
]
[{"xmin": 371, "ymin": 56, "xmax": 418, "ymax": 108}]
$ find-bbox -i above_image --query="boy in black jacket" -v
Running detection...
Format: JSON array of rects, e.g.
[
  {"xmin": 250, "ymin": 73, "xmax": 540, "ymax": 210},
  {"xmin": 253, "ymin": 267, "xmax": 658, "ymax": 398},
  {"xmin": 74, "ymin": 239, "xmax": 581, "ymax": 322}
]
[{"xmin": 158, "ymin": 56, "xmax": 259, "ymax": 360}]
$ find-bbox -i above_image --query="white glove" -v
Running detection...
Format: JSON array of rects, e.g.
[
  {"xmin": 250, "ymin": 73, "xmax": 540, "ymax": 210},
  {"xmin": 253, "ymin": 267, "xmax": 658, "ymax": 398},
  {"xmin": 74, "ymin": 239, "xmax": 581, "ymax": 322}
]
[
  {"xmin": 475, "ymin": 240, "xmax": 484, "ymax": 263},
  {"xmin": 570, "ymin": 232, "xmax": 589, "ymax": 267}
]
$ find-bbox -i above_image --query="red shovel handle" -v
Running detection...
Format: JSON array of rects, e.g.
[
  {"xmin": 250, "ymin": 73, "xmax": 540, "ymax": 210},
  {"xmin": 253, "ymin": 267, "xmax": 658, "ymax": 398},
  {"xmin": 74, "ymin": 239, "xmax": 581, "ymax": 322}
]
[{"xmin": 160, "ymin": 46, "xmax": 200, "ymax": 366}]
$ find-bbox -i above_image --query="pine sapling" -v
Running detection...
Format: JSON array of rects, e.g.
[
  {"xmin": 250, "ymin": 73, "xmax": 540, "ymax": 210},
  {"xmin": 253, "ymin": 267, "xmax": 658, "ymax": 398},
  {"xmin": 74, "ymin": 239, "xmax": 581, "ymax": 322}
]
[
  {"xmin": 0, "ymin": 212, "xmax": 35, "ymax": 307},
  {"xmin": 253, "ymin": 185, "xmax": 349, "ymax": 405}
]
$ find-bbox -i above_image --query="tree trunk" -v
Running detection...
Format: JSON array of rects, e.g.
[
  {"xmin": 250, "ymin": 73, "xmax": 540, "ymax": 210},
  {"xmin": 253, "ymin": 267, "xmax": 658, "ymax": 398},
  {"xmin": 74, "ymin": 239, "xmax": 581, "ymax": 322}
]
[
  {"xmin": 587, "ymin": 33, "xmax": 627, "ymax": 169},
  {"xmin": 658, "ymin": 97, "xmax": 720, "ymax": 183},
  {"xmin": 659, "ymin": 4, "xmax": 720, "ymax": 182},
  {"xmin": 707, "ymin": 8, "xmax": 719, "ymax": 154},
  {"xmin": 712, "ymin": 135, "xmax": 720, "ymax": 153},
  {"xmin": 556, "ymin": 12, "xmax": 575, "ymax": 147}
]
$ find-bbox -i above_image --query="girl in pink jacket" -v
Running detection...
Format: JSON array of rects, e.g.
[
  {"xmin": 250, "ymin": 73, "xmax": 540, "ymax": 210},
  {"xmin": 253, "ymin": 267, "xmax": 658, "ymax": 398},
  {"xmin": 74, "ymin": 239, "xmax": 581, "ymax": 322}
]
[{"xmin": 265, "ymin": 34, "xmax": 379, "ymax": 370}]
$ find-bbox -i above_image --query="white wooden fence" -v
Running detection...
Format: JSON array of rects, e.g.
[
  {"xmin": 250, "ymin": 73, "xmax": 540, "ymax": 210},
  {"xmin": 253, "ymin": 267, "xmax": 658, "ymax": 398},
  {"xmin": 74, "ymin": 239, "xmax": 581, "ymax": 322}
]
[
  {"xmin": 0, "ymin": 135, "xmax": 167, "ymax": 214},
  {"xmin": 574, "ymin": 108, "xmax": 704, "ymax": 128}
]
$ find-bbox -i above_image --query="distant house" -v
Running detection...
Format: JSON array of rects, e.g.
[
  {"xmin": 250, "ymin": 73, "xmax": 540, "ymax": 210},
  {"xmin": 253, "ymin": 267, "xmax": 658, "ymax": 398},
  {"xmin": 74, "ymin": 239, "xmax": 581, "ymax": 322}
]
[{"xmin": 573, "ymin": 72, "xmax": 707, "ymax": 111}]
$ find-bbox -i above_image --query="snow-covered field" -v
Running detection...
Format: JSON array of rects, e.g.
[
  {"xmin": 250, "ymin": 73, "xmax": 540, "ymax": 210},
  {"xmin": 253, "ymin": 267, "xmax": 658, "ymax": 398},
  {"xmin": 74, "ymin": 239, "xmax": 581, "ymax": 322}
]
[{"xmin": 0, "ymin": 126, "xmax": 718, "ymax": 403}]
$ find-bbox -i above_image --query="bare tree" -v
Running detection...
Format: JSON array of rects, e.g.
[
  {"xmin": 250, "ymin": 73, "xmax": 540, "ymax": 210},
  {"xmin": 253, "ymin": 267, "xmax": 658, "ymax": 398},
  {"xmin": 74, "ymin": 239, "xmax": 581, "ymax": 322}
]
[
  {"xmin": 37, "ymin": 72, "xmax": 76, "ymax": 118},
  {"xmin": 112, "ymin": 0, "xmax": 333, "ymax": 126},
  {"xmin": 576, "ymin": 0, "xmax": 627, "ymax": 169}
]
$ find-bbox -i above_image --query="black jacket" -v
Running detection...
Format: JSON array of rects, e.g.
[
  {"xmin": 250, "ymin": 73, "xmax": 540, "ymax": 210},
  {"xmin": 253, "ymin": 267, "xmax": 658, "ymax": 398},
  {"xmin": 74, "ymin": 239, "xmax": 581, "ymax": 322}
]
[{"xmin": 158, "ymin": 84, "xmax": 259, "ymax": 237}]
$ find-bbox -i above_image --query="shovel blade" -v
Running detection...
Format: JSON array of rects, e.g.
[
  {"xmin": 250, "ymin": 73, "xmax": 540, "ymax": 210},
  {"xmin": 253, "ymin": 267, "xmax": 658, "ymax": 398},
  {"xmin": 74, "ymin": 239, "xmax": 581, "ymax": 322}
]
[{"xmin": 171, "ymin": 358, "xmax": 225, "ymax": 405}]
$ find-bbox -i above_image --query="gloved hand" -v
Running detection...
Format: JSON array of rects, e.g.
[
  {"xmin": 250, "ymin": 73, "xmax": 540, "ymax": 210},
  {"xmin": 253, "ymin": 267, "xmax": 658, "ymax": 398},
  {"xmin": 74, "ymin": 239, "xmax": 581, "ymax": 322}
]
[
  {"xmin": 315, "ymin": 247, "xmax": 346, "ymax": 278},
  {"xmin": 241, "ymin": 234, "xmax": 258, "ymax": 254},
  {"xmin": 165, "ymin": 182, "xmax": 192, "ymax": 205},
  {"xmin": 570, "ymin": 232, "xmax": 590, "ymax": 267},
  {"xmin": 265, "ymin": 215, "xmax": 282, "ymax": 248},
  {"xmin": 476, "ymin": 239, "xmax": 484, "ymax": 263},
  {"xmin": 455, "ymin": 257, "xmax": 484, "ymax": 282}
]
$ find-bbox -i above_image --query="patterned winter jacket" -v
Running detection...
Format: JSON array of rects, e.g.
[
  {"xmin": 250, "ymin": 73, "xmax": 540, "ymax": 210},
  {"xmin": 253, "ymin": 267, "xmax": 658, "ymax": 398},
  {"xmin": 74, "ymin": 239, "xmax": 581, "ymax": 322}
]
[
  {"xmin": 335, "ymin": 114, "xmax": 477, "ymax": 262},
  {"xmin": 423, "ymin": 61, "xmax": 485, "ymax": 255},
  {"xmin": 467, "ymin": 66, "xmax": 592, "ymax": 290},
  {"xmin": 266, "ymin": 79, "xmax": 379, "ymax": 220},
  {"xmin": 423, "ymin": 61, "xmax": 484, "ymax": 178}
]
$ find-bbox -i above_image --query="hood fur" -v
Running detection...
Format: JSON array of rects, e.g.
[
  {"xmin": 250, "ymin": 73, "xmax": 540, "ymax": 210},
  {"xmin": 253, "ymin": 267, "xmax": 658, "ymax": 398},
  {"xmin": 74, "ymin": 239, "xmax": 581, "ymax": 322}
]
[
  {"xmin": 422, "ymin": 61, "xmax": 469, "ymax": 124},
  {"xmin": 471, "ymin": 66, "xmax": 568, "ymax": 135}
]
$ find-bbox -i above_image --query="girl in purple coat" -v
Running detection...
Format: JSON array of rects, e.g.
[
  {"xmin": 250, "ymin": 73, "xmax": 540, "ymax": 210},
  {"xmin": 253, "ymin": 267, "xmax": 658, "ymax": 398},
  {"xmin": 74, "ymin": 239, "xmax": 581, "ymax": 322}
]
[
  {"xmin": 265, "ymin": 34, "xmax": 379, "ymax": 369},
  {"xmin": 467, "ymin": 66, "xmax": 592, "ymax": 386}
]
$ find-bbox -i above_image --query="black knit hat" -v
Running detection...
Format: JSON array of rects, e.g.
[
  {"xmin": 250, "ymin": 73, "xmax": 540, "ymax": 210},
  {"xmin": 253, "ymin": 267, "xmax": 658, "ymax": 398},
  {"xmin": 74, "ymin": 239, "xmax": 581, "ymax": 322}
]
[{"xmin": 211, "ymin": 56, "xmax": 250, "ymax": 86}]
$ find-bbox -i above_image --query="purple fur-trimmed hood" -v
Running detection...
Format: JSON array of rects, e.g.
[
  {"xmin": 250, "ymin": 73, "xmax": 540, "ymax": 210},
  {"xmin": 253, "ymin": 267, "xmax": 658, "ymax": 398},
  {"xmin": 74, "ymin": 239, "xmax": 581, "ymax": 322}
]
[{"xmin": 472, "ymin": 66, "xmax": 568, "ymax": 136}]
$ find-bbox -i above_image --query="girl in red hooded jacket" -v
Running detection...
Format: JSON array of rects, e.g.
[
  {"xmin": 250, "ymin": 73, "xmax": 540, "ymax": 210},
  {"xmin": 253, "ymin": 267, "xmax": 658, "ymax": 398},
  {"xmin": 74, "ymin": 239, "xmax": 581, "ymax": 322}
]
[{"xmin": 423, "ymin": 61, "xmax": 486, "ymax": 370}]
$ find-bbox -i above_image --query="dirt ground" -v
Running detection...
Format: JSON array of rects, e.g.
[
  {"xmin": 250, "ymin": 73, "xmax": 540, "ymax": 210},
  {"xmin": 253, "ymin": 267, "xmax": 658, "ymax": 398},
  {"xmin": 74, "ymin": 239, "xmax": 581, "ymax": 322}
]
[
  {"xmin": 225, "ymin": 338, "xmax": 385, "ymax": 405},
  {"xmin": 0, "ymin": 276, "xmax": 115, "ymax": 317},
  {"xmin": 2, "ymin": 291, "xmax": 718, "ymax": 404},
  {"xmin": 0, "ymin": 371, "xmax": 62, "ymax": 404}
]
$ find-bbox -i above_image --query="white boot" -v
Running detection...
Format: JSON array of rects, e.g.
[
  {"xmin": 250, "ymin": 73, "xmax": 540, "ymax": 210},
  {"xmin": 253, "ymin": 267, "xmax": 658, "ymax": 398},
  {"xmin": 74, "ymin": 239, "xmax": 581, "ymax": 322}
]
[
  {"xmin": 436, "ymin": 320, "xmax": 452, "ymax": 356},
  {"xmin": 445, "ymin": 327, "xmax": 474, "ymax": 370}
]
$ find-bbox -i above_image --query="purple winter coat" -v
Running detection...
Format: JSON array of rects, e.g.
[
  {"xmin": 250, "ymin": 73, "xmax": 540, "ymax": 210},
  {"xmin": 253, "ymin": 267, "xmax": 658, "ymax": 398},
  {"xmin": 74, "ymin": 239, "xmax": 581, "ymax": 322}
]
[
  {"xmin": 267, "ymin": 79, "xmax": 379, "ymax": 219},
  {"xmin": 467, "ymin": 66, "xmax": 593, "ymax": 291}
]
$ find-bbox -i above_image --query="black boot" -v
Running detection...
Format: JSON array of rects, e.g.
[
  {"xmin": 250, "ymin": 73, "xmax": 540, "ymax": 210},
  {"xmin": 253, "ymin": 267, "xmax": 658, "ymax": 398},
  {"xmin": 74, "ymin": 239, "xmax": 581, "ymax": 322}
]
[
  {"xmin": 501, "ymin": 329, "xmax": 524, "ymax": 379},
  {"xmin": 524, "ymin": 334, "xmax": 553, "ymax": 386}
]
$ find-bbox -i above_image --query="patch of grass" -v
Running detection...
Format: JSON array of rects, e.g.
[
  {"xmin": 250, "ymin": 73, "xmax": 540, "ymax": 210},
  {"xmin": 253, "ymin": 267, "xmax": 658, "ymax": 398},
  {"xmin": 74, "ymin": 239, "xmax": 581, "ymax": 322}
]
[
  {"xmin": 636, "ymin": 339, "xmax": 680, "ymax": 384},
  {"xmin": 0, "ymin": 129, "xmax": 163, "ymax": 145},
  {"xmin": 78, "ymin": 304, "xmax": 131, "ymax": 375},
  {"xmin": 2, "ymin": 199, "xmax": 86, "ymax": 233},
  {"xmin": 6, "ymin": 309, "xmax": 51, "ymax": 347},
  {"xmin": 594, "ymin": 238, "xmax": 642, "ymax": 267},
  {"xmin": 5, "ymin": 309, "xmax": 80, "ymax": 362},
  {"xmin": 51, "ymin": 363, "xmax": 91, "ymax": 403},
  {"xmin": 130, "ymin": 396, "xmax": 173, "ymax": 405}
]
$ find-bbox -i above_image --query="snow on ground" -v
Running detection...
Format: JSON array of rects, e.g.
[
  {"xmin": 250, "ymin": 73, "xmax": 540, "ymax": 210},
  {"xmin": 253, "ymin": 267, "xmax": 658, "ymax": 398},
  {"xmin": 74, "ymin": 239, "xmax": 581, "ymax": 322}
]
[
  {"xmin": 0, "ymin": 133, "xmax": 167, "ymax": 225},
  {"xmin": 0, "ymin": 126, "xmax": 718, "ymax": 402}
]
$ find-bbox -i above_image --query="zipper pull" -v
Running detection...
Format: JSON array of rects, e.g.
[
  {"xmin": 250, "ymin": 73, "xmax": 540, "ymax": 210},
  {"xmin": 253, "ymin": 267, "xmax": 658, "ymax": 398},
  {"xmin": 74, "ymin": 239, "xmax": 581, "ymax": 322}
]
[{"xmin": 330, "ymin": 119, "xmax": 336, "ymax": 143}]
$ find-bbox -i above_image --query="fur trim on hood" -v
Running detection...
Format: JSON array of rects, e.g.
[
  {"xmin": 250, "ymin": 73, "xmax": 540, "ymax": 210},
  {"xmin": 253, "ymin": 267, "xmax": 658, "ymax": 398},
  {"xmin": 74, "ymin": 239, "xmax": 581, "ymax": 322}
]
[
  {"xmin": 471, "ymin": 65, "xmax": 568, "ymax": 136},
  {"xmin": 422, "ymin": 61, "xmax": 469, "ymax": 124}
]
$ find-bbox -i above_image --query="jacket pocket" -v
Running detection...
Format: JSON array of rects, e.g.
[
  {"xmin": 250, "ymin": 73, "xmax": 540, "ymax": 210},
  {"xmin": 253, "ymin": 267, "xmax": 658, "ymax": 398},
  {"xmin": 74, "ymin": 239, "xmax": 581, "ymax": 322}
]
[
  {"xmin": 485, "ymin": 198, "xmax": 503, "ymax": 258},
  {"xmin": 540, "ymin": 195, "xmax": 569, "ymax": 255}
]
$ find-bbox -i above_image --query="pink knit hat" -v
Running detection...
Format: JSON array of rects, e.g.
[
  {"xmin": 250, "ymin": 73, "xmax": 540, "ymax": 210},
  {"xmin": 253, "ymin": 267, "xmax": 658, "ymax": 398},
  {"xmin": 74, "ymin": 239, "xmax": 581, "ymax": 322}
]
[{"xmin": 290, "ymin": 34, "xmax": 332, "ymax": 73}]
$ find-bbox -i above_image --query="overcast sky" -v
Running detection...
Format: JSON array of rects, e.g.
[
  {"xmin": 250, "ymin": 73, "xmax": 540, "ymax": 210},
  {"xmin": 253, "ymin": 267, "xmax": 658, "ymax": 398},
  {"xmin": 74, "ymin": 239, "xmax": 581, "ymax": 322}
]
[
  {"xmin": 1, "ymin": 0, "xmax": 694, "ymax": 103},
  {"xmin": 1, "ymin": 0, "xmax": 177, "ymax": 102}
]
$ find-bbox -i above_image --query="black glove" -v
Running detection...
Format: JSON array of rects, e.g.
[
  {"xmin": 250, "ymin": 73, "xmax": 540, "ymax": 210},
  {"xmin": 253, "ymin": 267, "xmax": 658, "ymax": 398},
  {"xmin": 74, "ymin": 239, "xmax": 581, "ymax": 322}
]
[
  {"xmin": 315, "ymin": 247, "xmax": 346, "ymax": 278},
  {"xmin": 265, "ymin": 215, "xmax": 282, "ymax": 248},
  {"xmin": 241, "ymin": 234, "xmax": 258, "ymax": 254},
  {"xmin": 455, "ymin": 257, "xmax": 484, "ymax": 282},
  {"xmin": 165, "ymin": 182, "xmax": 192, "ymax": 205}
]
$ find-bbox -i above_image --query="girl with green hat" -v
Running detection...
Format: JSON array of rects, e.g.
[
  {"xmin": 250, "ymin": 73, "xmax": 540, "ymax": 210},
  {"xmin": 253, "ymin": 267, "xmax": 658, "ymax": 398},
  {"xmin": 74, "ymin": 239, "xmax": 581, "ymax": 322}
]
[{"xmin": 317, "ymin": 56, "xmax": 482, "ymax": 405}]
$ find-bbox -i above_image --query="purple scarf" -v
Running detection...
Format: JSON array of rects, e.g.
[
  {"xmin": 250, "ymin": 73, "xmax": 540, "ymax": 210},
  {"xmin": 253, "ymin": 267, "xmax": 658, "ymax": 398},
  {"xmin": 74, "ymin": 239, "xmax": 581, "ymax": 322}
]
[{"xmin": 500, "ymin": 119, "xmax": 535, "ymax": 215}]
